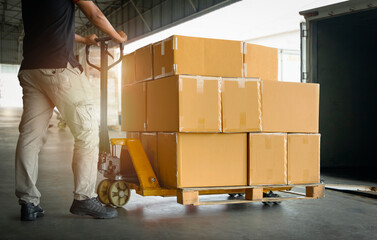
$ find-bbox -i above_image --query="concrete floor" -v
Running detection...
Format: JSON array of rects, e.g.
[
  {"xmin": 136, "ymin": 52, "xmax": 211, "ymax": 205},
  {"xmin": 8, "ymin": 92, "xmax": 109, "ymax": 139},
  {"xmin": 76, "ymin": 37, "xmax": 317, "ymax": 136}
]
[{"xmin": 0, "ymin": 108, "xmax": 376, "ymax": 240}]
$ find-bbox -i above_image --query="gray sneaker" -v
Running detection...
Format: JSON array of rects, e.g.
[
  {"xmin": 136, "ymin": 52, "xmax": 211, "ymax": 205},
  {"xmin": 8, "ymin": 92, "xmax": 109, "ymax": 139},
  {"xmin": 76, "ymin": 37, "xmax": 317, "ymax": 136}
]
[{"xmin": 70, "ymin": 197, "xmax": 118, "ymax": 219}]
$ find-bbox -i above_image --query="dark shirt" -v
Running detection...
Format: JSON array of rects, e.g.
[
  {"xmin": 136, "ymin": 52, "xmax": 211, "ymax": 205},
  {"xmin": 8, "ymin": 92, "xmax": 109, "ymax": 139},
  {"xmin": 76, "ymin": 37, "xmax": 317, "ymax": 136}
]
[{"xmin": 20, "ymin": 0, "xmax": 80, "ymax": 70}]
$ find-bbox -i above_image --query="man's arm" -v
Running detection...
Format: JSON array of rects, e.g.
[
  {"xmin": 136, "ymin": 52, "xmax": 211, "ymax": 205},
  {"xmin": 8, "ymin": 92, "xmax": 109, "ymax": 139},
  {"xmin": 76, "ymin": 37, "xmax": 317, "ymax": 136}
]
[
  {"xmin": 75, "ymin": 33, "xmax": 98, "ymax": 46},
  {"xmin": 75, "ymin": 1, "xmax": 127, "ymax": 44}
]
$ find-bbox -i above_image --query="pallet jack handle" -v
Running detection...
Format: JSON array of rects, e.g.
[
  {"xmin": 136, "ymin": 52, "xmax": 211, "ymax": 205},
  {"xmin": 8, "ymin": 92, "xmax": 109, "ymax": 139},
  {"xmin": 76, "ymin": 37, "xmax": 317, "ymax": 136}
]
[{"xmin": 85, "ymin": 37, "xmax": 125, "ymax": 153}]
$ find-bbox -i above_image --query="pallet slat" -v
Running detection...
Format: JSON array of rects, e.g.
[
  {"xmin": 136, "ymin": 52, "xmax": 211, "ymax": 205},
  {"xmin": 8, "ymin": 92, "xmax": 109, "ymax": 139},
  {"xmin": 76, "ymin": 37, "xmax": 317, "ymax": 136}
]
[{"xmin": 177, "ymin": 184, "xmax": 324, "ymax": 205}]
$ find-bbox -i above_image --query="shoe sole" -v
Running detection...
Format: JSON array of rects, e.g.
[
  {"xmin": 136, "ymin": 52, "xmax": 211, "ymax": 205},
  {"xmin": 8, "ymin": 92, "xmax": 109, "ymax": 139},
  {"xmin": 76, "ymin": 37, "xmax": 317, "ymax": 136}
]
[
  {"xmin": 70, "ymin": 209, "xmax": 117, "ymax": 219},
  {"xmin": 21, "ymin": 211, "xmax": 45, "ymax": 221}
]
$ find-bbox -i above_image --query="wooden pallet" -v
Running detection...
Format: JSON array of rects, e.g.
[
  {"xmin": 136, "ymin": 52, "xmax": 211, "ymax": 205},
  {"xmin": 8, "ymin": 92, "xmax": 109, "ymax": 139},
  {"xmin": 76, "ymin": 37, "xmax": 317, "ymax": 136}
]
[{"xmin": 177, "ymin": 184, "xmax": 324, "ymax": 205}]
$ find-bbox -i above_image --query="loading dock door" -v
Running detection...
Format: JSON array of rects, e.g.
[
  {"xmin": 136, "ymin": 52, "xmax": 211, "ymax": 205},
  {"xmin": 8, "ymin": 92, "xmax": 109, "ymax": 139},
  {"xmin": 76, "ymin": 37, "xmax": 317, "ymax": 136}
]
[{"xmin": 312, "ymin": 9, "xmax": 377, "ymax": 170}]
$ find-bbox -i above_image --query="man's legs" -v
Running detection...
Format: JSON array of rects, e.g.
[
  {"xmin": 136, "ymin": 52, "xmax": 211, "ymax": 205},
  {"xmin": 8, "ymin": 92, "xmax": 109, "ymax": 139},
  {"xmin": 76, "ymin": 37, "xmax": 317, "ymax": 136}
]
[
  {"xmin": 16, "ymin": 64, "xmax": 116, "ymax": 219},
  {"xmin": 15, "ymin": 71, "xmax": 54, "ymax": 206},
  {"xmin": 37, "ymin": 64, "xmax": 99, "ymax": 200},
  {"xmin": 44, "ymin": 64, "xmax": 116, "ymax": 218}
]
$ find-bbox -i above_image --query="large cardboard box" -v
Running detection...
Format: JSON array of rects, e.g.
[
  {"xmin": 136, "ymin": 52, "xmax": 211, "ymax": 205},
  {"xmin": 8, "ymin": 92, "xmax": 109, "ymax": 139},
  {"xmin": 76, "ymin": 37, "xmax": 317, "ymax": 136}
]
[
  {"xmin": 147, "ymin": 75, "xmax": 221, "ymax": 132},
  {"xmin": 140, "ymin": 132, "xmax": 159, "ymax": 179},
  {"xmin": 135, "ymin": 44, "xmax": 153, "ymax": 82},
  {"xmin": 287, "ymin": 134, "xmax": 321, "ymax": 184},
  {"xmin": 222, "ymin": 78, "xmax": 319, "ymax": 133},
  {"xmin": 222, "ymin": 78, "xmax": 261, "ymax": 132},
  {"xmin": 157, "ymin": 133, "xmax": 247, "ymax": 188},
  {"xmin": 243, "ymin": 43, "xmax": 278, "ymax": 81},
  {"xmin": 122, "ymin": 52, "xmax": 136, "ymax": 85},
  {"xmin": 121, "ymin": 82, "xmax": 146, "ymax": 131},
  {"xmin": 248, "ymin": 133, "xmax": 287, "ymax": 185},
  {"xmin": 153, "ymin": 35, "xmax": 243, "ymax": 79}
]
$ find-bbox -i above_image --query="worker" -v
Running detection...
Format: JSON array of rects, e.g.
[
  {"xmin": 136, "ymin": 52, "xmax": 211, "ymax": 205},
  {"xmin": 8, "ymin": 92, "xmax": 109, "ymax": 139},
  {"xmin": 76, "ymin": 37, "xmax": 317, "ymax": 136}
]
[{"xmin": 15, "ymin": 0, "xmax": 127, "ymax": 221}]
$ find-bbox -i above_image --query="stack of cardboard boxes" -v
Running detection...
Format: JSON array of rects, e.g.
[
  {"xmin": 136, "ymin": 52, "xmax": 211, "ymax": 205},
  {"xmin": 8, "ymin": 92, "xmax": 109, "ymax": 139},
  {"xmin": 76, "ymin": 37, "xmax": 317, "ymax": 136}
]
[{"xmin": 121, "ymin": 35, "xmax": 320, "ymax": 189}]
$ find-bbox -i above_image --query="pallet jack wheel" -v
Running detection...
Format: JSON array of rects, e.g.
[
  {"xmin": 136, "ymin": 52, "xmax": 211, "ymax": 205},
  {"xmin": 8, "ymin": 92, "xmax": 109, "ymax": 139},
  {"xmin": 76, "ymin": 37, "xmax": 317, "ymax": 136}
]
[
  {"xmin": 108, "ymin": 180, "xmax": 131, "ymax": 208},
  {"xmin": 263, "ymin": 191, "xmax": 281, "ymax": 206},
  {"xmin": 97, "ymin": 179, "xmax": 111, "ymax": 205}
]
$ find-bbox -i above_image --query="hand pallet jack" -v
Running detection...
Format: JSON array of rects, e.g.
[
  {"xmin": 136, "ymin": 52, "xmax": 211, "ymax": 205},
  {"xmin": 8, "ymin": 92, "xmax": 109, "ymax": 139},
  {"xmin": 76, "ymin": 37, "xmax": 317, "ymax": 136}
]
[
  {"xmin": 85, "ymin": 38, "xmax": 323, "ymax": 208},
  {"xmin": 86, "ymin": 37, "xmax": 175, "ymax": 208}
]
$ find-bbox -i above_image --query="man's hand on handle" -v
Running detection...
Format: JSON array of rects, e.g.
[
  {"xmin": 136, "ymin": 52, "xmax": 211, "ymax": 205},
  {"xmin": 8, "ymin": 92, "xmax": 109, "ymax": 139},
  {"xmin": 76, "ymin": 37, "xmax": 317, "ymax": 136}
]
[
  {"xmin": 85, "ymin": 34, "xmax": 99, "ymax": 46},
  {"xmin": 75, "ymin": 33, "xmax": 99, "ymax": 46},
  {"xmin": 114, "ymin": 30, "xmax": 127, "ymax": 44},
  {"xmin": 75, "ymin": 1, "xmax": 127, "ymax": 44}
]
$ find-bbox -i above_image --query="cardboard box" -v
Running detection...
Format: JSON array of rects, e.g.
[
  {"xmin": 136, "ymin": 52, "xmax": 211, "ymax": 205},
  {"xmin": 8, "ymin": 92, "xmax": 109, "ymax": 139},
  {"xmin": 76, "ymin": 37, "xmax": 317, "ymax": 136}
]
[
  {"xmin": 157, "ymin": 133, "xmax": 247, "ymax": 188},
  {"xmin": 140, "ymin": 132, "xmax": 159, "ymax": 179},
  {"xmin": 222, "ymin": 78, "xmax": 319, "ymax": 133},
  {"xmin": 135, "ymin": 44, "xmax": 153, "ymax": 82},
  {"xmin": 222, "ymin": 78, "xmax": 261, "ymax": 132},
  {"xmin": 147, "ymin": 75, "xmax": 221, "ymax": 132},
  {"xmin": 248, "ymin": 133, "xmax": 287, "ymax": 185},
  {"xmin": 122, "ymin": 52, "xmax": 136, "ymax": 85},
  {"xmin": 153, "ymin": 35, "xmax": 243, "ymax": 79},
  {"xmin": 243, "ymin": 43, "xmax": 278, "ymax": 81},
  {"xmin": 261, "ymin": 81, "xmax": 319, "ymax": 133},
  {"xmin": 121, "ymin": 82, "xmax": 146, "ymax": 131},
  {"xmin": 287, "ymin": 134, "xmax": 320, "ymax": 184}
]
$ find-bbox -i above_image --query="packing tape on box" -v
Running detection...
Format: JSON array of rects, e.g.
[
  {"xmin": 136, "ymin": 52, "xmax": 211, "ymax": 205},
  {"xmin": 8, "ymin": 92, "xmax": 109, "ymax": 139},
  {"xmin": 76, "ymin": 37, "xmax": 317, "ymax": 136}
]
[
  {"xmin": 197, "ymin": 76, "xmax": 204, "ymax": 94},
  {"xmin": 240, "ymin": 112, "xmax": 246, "ymax": 128},
  {"xmin": 240, "ymin": 42, "xmax": 243, "ymax": 54},
  {"xmin": 238, "ymin": 78, "xmax": 245, "ymax": 88},
  {"xmin": 179, "ymin": 78, "xmax": 183, "ymax": 92},
  {"xmin": 284, "ymin": 135, "xmax": 287, "ymax": 183},
  {"xmin": 218, "ymin": 79, "xmax": 222, "ymax": 132},
  {"xmin": 174, "ymin": 36, "xmax": 178, "ymax": 50},
  {"xmin": 198, "ymin": 118, "xmax": 205, "ymax": 129},
  {"xmin": 243, "ymin": 63, "xmax": 247, "ymax": 77},
  {"xmin": 257, "ymin": 81, "xmax": 263, "ymax": 131},
  {"xmin": 243, "ymin": 42, "xmax": 247, "ymax": 54},
  {"xmin": 161, "ymin": 41, "xmax": 165, "ymax": 55}
]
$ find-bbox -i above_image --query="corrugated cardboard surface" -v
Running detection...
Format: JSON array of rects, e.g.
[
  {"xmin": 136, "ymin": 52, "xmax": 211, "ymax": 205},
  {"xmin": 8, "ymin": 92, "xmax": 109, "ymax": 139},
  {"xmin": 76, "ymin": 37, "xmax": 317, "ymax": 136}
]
[
  {"xmin": 122, "ymin": 52, "xmax": 135, "ymax": 85},
  {"xmin": 147, "ymin": 75, "xmax": 221, "ymax": 132},
  {"xmin": 140, "ymin": 132, "xmax": 159, "ymax": 179},
  {"xmin": 261, "ymin": 81, "xmax": 319, "ymax": 133},
  {"xmin": 153, "ymin": 35, "xmax": 243, "ymax": 79},
  {"xmin": 243, "ymin": 43, "xmax": 278, "ymax": 81},
  {"xmin": 222, "ymin": 78, "xmax": 261, "ymax": 132},
  {"xmin": 248, "ymin": 133, "xmax": 287, "ymax": 185},
  {"xmin": 135, "ymin": 44, "xmax": 153, "ymax": 82},
  {"xmin": 157, "ymin": 133, "xmax": 247, "ymax": 188},
  {"xmin": 157, "ymin": 132, "xmax": 177, "ymax": 188},
  {"xmin": 121, "ymin": 82, "xmax": 146, "ymax": 131},
  {"xmin": 153, "ymin": 37, "xmax": 174, "ymax": 79},
  {"xmin": 288, "ymin": 134, "xmax": 320, "ymax": 184},
  {"xmin": 221, "ymin": 79, "xmax": 319, "ymax": 133}
]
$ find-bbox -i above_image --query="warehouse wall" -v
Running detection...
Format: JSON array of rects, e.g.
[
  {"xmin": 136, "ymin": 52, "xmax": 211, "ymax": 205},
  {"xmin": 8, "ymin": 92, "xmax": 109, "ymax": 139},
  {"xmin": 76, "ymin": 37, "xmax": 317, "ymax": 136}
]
[{"xmin": 314, "ymin": 8, "xmax": 377, "ymax": 168}]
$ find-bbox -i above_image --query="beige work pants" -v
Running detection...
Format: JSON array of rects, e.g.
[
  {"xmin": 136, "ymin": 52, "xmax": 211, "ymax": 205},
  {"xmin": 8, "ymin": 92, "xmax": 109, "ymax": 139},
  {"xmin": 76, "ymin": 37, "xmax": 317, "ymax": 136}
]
[{"xmin": 15, "ymin": 63, "xmax": 99, "ymax": 206}]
